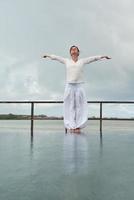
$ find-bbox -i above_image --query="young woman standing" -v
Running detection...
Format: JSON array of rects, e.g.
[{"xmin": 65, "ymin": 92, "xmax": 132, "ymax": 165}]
[{"xmin": 42, "ymin": 46, "xmax": 111, "ymax": 133}]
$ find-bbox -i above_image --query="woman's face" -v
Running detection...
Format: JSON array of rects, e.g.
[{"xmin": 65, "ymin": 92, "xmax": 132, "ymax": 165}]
[{"xmin": 70, "ymin": 47, "xmax": 79, "ymax": 56}]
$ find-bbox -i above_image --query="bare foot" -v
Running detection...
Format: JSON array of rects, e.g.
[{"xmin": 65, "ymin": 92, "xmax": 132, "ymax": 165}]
[
  {"xmin": 74, "ymin": 128, "xmax": 81, "ymax": 133},
  {"xmin": 69, "ymin": 128, "xmax": 75, "ymax": 133}
]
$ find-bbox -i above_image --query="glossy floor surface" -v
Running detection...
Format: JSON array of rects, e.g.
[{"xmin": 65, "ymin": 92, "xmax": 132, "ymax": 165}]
[{"xmin": 0, "ymin": 120, "xmax": 134, "ymax": 200}]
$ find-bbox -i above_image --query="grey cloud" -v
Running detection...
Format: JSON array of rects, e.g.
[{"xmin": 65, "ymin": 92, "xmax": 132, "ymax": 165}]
[{"xmin": 0, "ymin": 0, "xmax": 134, "ymax": 116}]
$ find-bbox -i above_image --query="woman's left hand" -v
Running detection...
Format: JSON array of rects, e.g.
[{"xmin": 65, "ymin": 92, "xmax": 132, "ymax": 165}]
[{"xmin": 104, "ymin": 56, "xmax": 111, "ymax": 59}]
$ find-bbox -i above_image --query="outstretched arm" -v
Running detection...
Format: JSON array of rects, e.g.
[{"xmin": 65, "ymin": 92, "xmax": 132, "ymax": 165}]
[
  {"xmin": 82, "ymin": 55, "xmax": 111, "ymax": 65},
  {"xmin": 42, "ymin": 54, "xmax": 66, "ymax": 64}
]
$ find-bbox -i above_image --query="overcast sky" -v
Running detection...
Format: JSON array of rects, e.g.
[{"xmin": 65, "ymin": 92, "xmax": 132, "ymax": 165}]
[{"xmin": 0, "ymin": 0, "xmax": 134, "ymax": 117}]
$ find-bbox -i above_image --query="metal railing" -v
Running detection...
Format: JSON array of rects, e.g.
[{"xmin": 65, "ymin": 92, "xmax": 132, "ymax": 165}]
[{"xmin": 0, "ymin": 100, "xmax": 134, "ymax": 137}]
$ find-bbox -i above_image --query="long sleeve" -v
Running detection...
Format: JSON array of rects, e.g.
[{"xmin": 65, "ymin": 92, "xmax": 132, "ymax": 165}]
[
  {"xmin": 81, "ymin": 55, "xmax": 104, "ymax": 65},
  {"xmin": 47, "ymin": 54, "xmax": 67, "ymax": 64}
]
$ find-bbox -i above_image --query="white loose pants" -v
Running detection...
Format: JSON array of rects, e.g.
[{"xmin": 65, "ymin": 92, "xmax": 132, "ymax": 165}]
[{"xmin": 63, "ymin": 83, "xmax": 88, "ymax": 129}]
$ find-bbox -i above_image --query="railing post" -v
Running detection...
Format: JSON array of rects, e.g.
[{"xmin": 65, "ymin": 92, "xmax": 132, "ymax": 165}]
[
  {"xmin": 100, "ymin": 102, "xmax": 102, "ymax": 136},
  {"xmin": 65, "ymin": 128, "xmax": 67, "ymax": 134},
  {"xmin": 31, "ymin": 102, "xmax": 34, "ymax": 137}
]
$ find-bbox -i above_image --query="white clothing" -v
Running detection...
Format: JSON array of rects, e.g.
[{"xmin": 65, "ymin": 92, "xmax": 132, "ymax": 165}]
[
  {"xmin": 63, "ymin": 83, "xmax": 88, "ymax": 129},
  {"xmin": 46, "ymin": 53, "xmax": 104, "ymax": 129},
  {"xmin": 48, "ymin": 54, "xmax": 104, "ymax": 83}
]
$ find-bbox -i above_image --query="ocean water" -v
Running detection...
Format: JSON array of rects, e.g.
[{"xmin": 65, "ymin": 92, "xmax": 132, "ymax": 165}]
[{"xmin": 0, "ymin": 120, "xmax": 134, "ymax": 200}]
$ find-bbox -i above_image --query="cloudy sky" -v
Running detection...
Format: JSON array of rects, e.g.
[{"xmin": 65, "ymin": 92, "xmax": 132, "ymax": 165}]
[{"xmin": 0, "ymin": 0, "xmax": 134, "ymax": 117}]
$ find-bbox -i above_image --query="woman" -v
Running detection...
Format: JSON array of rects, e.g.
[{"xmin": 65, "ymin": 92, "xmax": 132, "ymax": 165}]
[{"xmin": 42, "ymin": 45, "xmax": 111, "ymax": 133}]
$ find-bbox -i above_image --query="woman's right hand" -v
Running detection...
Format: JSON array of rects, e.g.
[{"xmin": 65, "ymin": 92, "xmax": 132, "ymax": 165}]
[{"xmin": 42, "ymin": 54, "xmax": 48, "ymax": 58}]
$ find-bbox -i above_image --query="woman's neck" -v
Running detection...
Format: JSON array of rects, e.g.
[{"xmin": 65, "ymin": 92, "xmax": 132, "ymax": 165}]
[{"xmin": 71, "ymin": 55, "xmax": 78, "ymax": 62}]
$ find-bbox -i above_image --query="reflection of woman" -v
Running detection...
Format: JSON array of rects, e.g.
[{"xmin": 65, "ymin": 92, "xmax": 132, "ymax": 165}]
[
  {"xmin": 63, "ymin": 132, "xmax": 89, "ymax": 175},
  {"xmin": 42, "ymin": 45, "xmax": 111, "ymax": 133}
]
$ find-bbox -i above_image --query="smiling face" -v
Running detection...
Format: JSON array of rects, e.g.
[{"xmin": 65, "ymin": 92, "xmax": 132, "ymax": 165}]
[{"xmin": 70, "ymin": 46, "xmax": 80, "ymax": 57}]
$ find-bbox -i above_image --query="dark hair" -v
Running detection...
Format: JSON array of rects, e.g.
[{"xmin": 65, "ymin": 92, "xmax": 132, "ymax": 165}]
[{"xmin": 69, "ymin": 45, "xmax": 80, "ymax": 55}]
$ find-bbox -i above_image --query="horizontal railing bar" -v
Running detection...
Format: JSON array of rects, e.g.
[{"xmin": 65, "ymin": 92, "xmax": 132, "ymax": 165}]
[
  {"xmin": 87, "ymin": 101, "xmax": 134, "ymax": 104},
  {"xmin": 0, "ymin": 100, "xmax": 134, "ymax": 104},
  {"xmin": 32, "ymin": 118, "xmax": 134, "ymax": 121},
  {"xmin": 0, "ymin": 101, "xmax": 64, "ymax": 104},
  {"xmin": 0, "ymin": 118, "xmax": 133, "ymax": 120},
  {"xmin": 0, "ymin": 100, "xmax": 133, "ymax": 135}
]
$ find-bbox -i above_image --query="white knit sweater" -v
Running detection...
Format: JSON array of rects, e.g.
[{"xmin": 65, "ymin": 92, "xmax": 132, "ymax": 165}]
[{"xmin": 47, "ymin": 54, "xmax": 104, "ymax": 83}]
